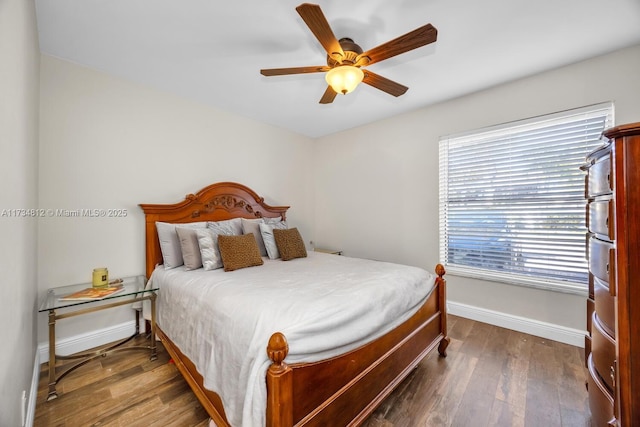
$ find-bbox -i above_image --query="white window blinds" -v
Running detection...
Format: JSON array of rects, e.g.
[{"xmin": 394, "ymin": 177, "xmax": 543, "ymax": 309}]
[{"xmin": 439, "ymin": 103, "xmax": 614, "ymax": 294}]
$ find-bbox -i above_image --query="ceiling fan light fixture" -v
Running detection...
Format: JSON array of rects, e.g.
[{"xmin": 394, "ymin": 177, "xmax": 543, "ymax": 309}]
[
  {"xmin": 260, "ymin": 4, "xmax": 437, "ymax": 103},
  {"xmin": 325, "ymin": 65, "xmax": 364, "ymax": 95}
]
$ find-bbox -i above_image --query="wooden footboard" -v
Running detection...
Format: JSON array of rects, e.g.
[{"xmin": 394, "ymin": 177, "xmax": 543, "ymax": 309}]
[
  {"xmin": 266, "ymin": 265, "xmax": 448, "ymax": 426},
  {"xmin": 157, "ymin": 265, "xmax": 448, "ymax": 427}
]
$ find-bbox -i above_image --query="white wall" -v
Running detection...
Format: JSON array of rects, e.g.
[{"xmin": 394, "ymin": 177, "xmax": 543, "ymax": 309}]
[
  {"xmin": 0, "ymin": 0, "xmax": 40, "ymax": 425},
  {"xmin": 314, "ymin": 44, "xmax": 640, "ymax": 336},
  {"xmin": 37, "ymin": 55, "xmax": 315, "ymax": 344}
]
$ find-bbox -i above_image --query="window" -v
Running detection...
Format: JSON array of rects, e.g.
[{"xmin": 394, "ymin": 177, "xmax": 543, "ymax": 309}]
[{"xmin": 439, "ymin": 103, "xmax": 613, "ymax": 294}]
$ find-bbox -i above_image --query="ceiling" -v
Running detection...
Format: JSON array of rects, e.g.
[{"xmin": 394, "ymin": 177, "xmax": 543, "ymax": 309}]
[{"xmin": 35, "ymin": 0, "xmax": 640, "ymax": 138}]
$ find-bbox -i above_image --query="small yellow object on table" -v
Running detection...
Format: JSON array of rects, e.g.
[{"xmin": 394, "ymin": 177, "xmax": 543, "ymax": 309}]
[{"xmin": 92, "ymin": 267, "xmax": 109, "ymax": 287}]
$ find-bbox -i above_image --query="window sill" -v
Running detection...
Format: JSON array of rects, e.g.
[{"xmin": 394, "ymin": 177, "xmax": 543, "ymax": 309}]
[{"xmin": 443, "ymin": 265, "xmax": 589, "ymax": 297}]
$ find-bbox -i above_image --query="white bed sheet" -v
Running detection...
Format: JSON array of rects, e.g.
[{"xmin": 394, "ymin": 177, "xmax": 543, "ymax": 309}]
[{"xmin": 150, "ymin": 251, "xmax": 436, "ymax": 427}]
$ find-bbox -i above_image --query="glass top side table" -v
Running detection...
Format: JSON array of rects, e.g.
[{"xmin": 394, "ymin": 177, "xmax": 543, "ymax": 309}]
[{"xmin": 38, "ymin": 275, "xmax": 158, "ymax": 401}]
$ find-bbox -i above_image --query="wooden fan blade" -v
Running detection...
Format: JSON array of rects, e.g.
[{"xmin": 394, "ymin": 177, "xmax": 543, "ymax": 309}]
[
  {"xmin": 356, "ymin": 23, "xmax": 437, "ymax": 66},
  {"xmin": 260, "ymin": 66, "xmax": 330, "ymax": 76},
  {"xmin": 362, "ymin": 70, "xmax": 408, "ymax": 97},
  {"xmin": 319, "ymin": 86, "xmax": 337, "ymax": 104},
  {"xmin": 296, "ymin": 3, "xmax": 345, "ymax": 61}
]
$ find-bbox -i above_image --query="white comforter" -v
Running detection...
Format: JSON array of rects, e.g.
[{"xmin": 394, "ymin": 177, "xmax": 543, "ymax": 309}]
[{"xmin": 150, "ymin": 252, "xmax": 436, "ymax": 427}]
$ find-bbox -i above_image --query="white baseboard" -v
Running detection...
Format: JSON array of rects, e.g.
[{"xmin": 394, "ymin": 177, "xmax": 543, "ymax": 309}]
[
  {"xmin": 447, "ymin": 301, "xmax": 586, "ymax": 348},
  {"xmin": 25, "ymin": 352, "xmax": 39, "ymax": 427},
  {"xmin": 37, "ymin": 320, "xmax": 137, "ymax": 363}
]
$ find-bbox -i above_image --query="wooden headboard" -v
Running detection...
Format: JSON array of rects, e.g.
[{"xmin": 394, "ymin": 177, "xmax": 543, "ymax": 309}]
[{"xmin": 139, "ymin": 182, "xmax": 289, "ymax": 278}]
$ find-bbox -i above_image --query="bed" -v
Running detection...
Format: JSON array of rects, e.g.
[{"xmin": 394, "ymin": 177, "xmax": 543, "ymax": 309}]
[{"xmin": 139, "ymin": 182, "xmax": 449, "ymax": 427}]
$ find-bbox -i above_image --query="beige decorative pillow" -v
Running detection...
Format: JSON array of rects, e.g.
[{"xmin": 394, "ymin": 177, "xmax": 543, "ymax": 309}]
[
  {"xmin": 175, "ymin": 227, "xmax": 202, "ymax": 270},
  {"xmin": 241, "ymin": 218, "xmax": 267, "ymax": 256},
  {"xmin": 273, "ymin": 228, "xmax": 307, "ymax": 261},
  {"xmin": 156, "ymin": 221, "xmax": 207, "ymax": 269},
  {"xmin": 217, "ymin": 234, "xmax": 264, "ymax": 272}
]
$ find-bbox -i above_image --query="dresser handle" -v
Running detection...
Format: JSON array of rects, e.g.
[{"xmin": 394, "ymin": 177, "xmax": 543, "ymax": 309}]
[
  {"xmin": 611, "ymin": 361, "xmax": 616, "ymax": 388},
  {"xmin": 609, "ymin": 249, "xmax": 616, "ymax": 297}
]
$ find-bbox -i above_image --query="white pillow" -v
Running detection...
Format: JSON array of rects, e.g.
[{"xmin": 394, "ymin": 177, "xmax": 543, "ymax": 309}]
[
  {"xmin": 196, "ymin": 228, "xmax": 224, "ymax": 271},
  {"xmin": 156, "ymin": 221, "xmax": 206, "ymax": 269},
  {"xmin": 264, "ymin": 217, "xmax": 284, "ymax": 224},
  {"xmin": 207, "ymin": 218, "xmax": 243, "ymax": 236},
  {"xmin": 195, "ymin": 218, "xmax": 243, "ymax": 270},
  {"xmin": 259, "ymin": 221, "xmax": 288, "ymax": 259}
]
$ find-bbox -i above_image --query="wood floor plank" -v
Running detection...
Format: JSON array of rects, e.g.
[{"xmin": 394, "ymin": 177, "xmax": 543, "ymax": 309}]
[
  {"xmin": 446, "ymin": 315, "xmax": 475, "ymax": 342},
  {"xmin": 448, "ymin": 321, "xmax": 509, "ymax": 426},
  {"xmin": 419, "ymin": 351, "xmax": 478, "ymax": 426},
  {"xmin": 450, "ymin": 369, "xmax": 499, "ymax": 427},
  {"xmin": 495, "ymin": 330, "xmax": 533, "ymax": 411},
  {"xmin": 454, "ymin": 317, "xmax": 491, "ymax": 355},
  {"xmin": 524, "ymin": 377, "xmax": 561, "ymax": 426},
  {"xmin": 528, "ymin": 339, "xmax": 561, "ymax": 384},
  {"xmin": 35, "ymin": 315, "xmax": 591, "ymax": 426},
  {"xmin": 554, "ymin": 341, "xmax": 589, "ymax": 414},
  {"xmin": 487, "ymin": 399, "xmax": 525, "ymax": 427},
  {"xmin": 559, "ymin": 406, "xmax": 591, "ymax": 427}
]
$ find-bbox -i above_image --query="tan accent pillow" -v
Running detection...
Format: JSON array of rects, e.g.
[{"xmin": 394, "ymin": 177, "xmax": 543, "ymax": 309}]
[
  {"xmin": 217, "ymin": 234, "xmax": 264, "ymax": 272},
  {"xmin": 175, "ymin": 227, "xmax": 202, "ymax": 270},
  {"xmin": 273, "ymin": 228, "xmax": 307, "ymax": 261}
]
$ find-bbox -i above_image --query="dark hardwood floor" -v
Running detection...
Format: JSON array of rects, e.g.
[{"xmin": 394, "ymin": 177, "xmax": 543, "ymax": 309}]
[
  {"xmin": 35, "ymin": 315, "xmax": 591, "ymax": 426},
  {"xmin": 363, "ymin": 315, "xmax": 590, "ymax": 427}
]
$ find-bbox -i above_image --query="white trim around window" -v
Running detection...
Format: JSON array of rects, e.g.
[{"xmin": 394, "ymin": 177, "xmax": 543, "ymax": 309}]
[{"xmin": 439, "ymin": 102, "xmax": 614, "ymax": 295}]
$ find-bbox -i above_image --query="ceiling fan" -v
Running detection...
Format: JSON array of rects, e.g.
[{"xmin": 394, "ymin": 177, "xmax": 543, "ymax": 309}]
[{"xmin": 260, "ymin": 3, "xmax": 438, "ymax": 104}]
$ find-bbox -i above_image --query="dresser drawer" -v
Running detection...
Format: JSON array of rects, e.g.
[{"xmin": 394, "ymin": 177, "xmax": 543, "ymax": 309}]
[
  {"xmin": 592, "ymin": 313, "xmax": 616, "ymax": 392},
  {"xmin": 587, "ymin": 153, "xmax": 612, "ymax": 197},
  {"xmin": 587, "ymin": 354, "xmax": 616, "ymax": 427},
  {"xmin": 589, "ymin": 236, "xmax": 615, "ymax": 286},
  {"xmin": 585, "ymin": 335, "xmax": 592, "ymax": 369},
  {"xmin": 587, "ymin": 198, "xmax": 614, "ymax": 240},
  {"xmin": 594, "ymin": 277, "xmax": 615, "ymax": 336},
  {"xmin": 585, "ymin": 297, "xmax": 594, "ymax": 368}
]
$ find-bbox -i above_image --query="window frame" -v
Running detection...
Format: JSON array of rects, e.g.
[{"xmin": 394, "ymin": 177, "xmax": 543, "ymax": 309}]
[{"xmin": 438, "ymin": 102, "xmax": 614, "ymax": 295}]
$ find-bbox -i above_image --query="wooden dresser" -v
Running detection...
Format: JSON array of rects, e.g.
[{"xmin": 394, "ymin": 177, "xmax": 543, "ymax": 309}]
[{"xmin": 584, "ymin": 122, "xmax": 640, "ymax": 426}]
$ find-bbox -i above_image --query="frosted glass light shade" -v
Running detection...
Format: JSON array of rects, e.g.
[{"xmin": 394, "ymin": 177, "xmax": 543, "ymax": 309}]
[{"xmin": 325, "ymin": 66, "xmax": 364, "ymax": 95}]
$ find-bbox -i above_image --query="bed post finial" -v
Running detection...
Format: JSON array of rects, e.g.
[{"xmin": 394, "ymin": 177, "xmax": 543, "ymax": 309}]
[
  {"xmin": 266, "ymin": 332, "xmax": 293, "ymax": 426},
  {"xmin": 435, "ymin": 263, "xmax": 446, "ymax": 279},
  {"xmin": 267, "ymin": 332, "xmax": 289, "ymax": 367}
]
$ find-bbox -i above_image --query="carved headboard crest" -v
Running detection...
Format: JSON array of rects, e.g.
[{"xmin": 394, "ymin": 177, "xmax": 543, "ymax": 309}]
[
  {"xmin": 139, "ymin": 182, "xmax": 289, "ymax": 277},
  {"xmin": 189, "ymin": 195, "xmax": 264, "ymax": 219}
]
